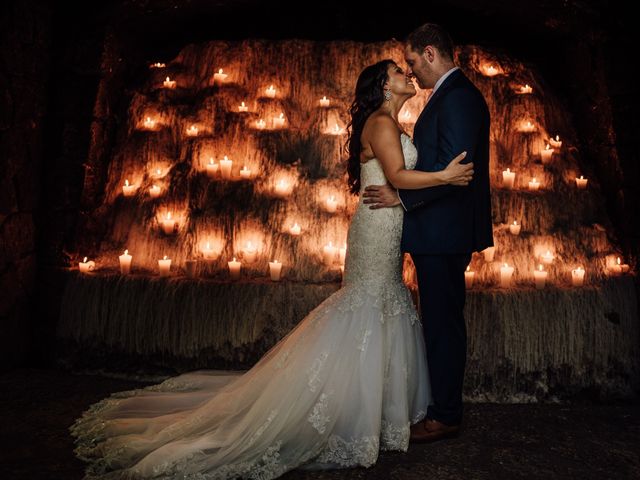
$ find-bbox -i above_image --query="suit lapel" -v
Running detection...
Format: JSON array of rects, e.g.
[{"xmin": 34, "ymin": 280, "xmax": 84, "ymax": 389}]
[{"xmin": 415, "ymin": 69, "xmax": 463, "ymax": 127}]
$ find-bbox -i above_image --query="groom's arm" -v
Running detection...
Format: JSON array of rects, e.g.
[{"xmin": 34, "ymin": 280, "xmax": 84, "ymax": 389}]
[{"xmin": 398, "ymin": 88, "xmax": 486, "ymax": 212}]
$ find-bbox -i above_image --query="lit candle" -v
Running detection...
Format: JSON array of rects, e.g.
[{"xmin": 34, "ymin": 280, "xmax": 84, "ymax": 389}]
[
  {"xmin": 206, "ymin": 158, "xmax": 219, "ymax": 177},
  {"xmin": 163, "ymin": 76, "xmax": 176, "ymax": 88},
  {"xmin": 339, "ymin": 244, "xmax": 347, "ymax": 264},
  {"xmin": 533, "ymin": 264, "xmax": 547, "ymax": 289},
  {"xmin": 185, "ymin": 259, "xmax": 197, "ymax": 278},
  {"xmin": 323, "ymin": 242, "xmax": 336, "ymax": 265},
  {"xmin": 152, "ymin": 168, "xmax": 163, "ymax": 178},
  {"xmin": 274, "ymin": 179, "xmax": 292, "ymax": 198},
  {"xmin": 401, "ymin": 110, "xmax": 413, "ymax": 122},
  {"xmin": 541, "ymin": 250, "xmax": 555, "ymax": 265},
  {"xmin": 289, "ymin": 222, "xmax": 301, "ymax": 235},
  {"xmin": 464, "ymin": 265, "xmax": 475, "ymax": 289},
  {"xmin": 149, "ymin": 185, "xmax": 161, "ymax": 198},
  {"xmin": 319, "ymin": 96, "xmax": 330, "ymax": 107},
  {"xmin": 500, "ymin": 263, "xmax": 515, "ymax": 288},
  {"xmin": 610, "ymin": 257, "xmax": 630, "ymax": 275},
  {"xmin": 519, "ymin": 120, "xmax": 535, "ymax": 133},
  {"xmin": 483, "ymin": 64, "xmax": 499, "ymax": 76},
  {"xmin": 202, "ymin": 242, "xmax": 219, "ymax": 260},
  {"xmin": 243, "ymin": 242, "xmax": 257, "ymax": 263},
  {"xmin": 150, "ymin": 62, "xmax": 165, "ymax": 69},
  {"xmin": 571, "ymin": 266, "xmax": 585, "ymax": 287},
  {"xmin": 332, "ymin": 123, "xmax": 343, "ymax": 135},
  {"xmin": 540, "ymin": 144, "xmax": 554, "ymax": 163},
  {"xmin": 119, "ymin": 249, "xmax": 132, "ymax": 275},
  {"xmin": 519, "ymin": 84, "xmax": 533, "ymax": 94},
  {"xmin": 228, "ymin": 257, "xmax": 241, "ymax": 279},
  {"xmin": 549, "ymin": 135, "xmax": 562, "ymax": 148},
  {"xmin": 219, "ymin": 156, "xmax": 233, "ymax": 179},
  {"xmin": 78, "ymin": 257, "xmax": 95, "ymax": 273},
  {"xmin": 269, "ymin": 260, "xmax": 283, "ymax": 281},
  {"xmin": 143, "ymin": 116, "xmax": 156, "ymax": 129},
  {"xmin": 213, "ymin": 68, "xmax": 228, "ymax": 84},
  {"xmin": 483, "ymin": 246, "xmax": 496, "ymax": 262},
  {"xmin": 502, "ymin": 168, "xmax": 516, "ymax": 189},
  {"xmin": 575, "ymin": 175, "xmax": 588, "ymax": 189},
  {"xmin": 158, "ymin": 255, "xmax": 171, "ymax": 277},
  {"xmin": 240, "ymin": 166, "xmax": 251, "ymax": 179},
  {"xmin": 238, "ymin": 101, "xmax": 248, "ymax": 113},
  {"xmin": 325, "ymin": 195, "xmax": 338, "ymax": 213},
  {"xmin": 509, "ymin": 220, "xmax": 521, "ymax": 235},
  {"xmin": 186, "ymin": 125, "xmax": 199, "ymax": 136},
  {"xmin": 265, "ymin": 85, "xmax": 276, "ymax": 98},
  {"xmin": 256, "ymin": 119, "xmax": 266, "ymax": 129},
  {"xmin": 273, "ymin": 113, "xmax": 285, "ymax": 128},
  {"xmin": 161, "ymin": 212, "xmax": 176, "ymax": 235},
  {"xmin": 528, "ymin": 177, "xmax": 540, "ymax": 191},
  {"xmin": 122, "ymin": 179, "xmax": 137, "ymax": 197}
]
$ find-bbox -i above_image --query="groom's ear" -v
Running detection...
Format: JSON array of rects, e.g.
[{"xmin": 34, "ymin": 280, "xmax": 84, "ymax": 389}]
[{"xmin": 422, "ymin": 45, "xmax": 435, "ymax": 62}]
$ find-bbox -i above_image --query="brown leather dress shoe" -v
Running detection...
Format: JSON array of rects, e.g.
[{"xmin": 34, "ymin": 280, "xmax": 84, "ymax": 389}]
[{"xmin": 410, "ymin": 418, "xmax": 461, "ymax": 443}]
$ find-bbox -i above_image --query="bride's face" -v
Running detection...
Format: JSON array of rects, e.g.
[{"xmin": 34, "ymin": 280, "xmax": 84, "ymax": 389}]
[{"xmin": 385, "ymin": 64, "xmax": 416, "ymax": 99}]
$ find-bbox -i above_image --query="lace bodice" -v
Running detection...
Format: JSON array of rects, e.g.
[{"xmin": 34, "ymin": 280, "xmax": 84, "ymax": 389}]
[{"xmin": 342, "ymin": 133, "xmax": 417, "ymax": 301}]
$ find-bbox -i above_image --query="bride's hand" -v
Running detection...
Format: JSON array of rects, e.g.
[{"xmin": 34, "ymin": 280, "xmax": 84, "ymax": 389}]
[{"xmin": 442, "ymin": 152, "xmax": 474, "ymax": 186}]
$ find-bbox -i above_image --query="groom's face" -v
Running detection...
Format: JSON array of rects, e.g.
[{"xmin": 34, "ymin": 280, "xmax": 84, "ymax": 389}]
[{"xmin": 404, "ymin": 44, "xmax": 438, "ymax": 90}]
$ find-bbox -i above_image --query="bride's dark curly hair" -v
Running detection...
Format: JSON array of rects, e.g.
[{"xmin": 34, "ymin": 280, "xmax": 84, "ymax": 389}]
[{"xmin": 346, "ymin": 59, "xmax": 396, "ymax": 195}]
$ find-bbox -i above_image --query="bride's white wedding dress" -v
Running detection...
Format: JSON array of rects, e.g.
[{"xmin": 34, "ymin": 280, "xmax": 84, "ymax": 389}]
[{"xmin": 71, "ymin": 133, "xmax": 430, "ymax": 479}]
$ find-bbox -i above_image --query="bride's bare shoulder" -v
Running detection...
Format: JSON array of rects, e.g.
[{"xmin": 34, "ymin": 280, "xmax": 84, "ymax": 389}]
[{"xmin": 362, "ymin": 112, "xmax": 399, "ymax": 143}]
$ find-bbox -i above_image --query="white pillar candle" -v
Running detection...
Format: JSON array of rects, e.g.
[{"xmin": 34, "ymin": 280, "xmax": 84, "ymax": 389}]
[
  {"xmin": 143, "ymin": 116, "xmax": 156, "ymax": 129},
  {"xmin": 265, "ymin": 85, "xmax": 276, "ymax": 98},
  {"xmin": 269, "ymin": 260, "xmax": 283, "ymax": 281},
  {"xmin": 289, "ymin": 222, "xmax": 301, "ymax": 235},
  {"xmin": 325, "ymin": 195, "xmax": 338, "ymax": 213},
  {"xmin": 464, "ymin": 266, "xmax": 475, "ymax": 289},
  {"xmin": 240, "ymin": 166, "xmax": 251, "ymax": 179},
  {"xmin": 161, "ymin": 212, "xmax": 176, "ymax": 235},
  {"xmin": 502, "ymin": 168, "xmax": 516, "ymax": 189},
  {"xmin": 202, "ymin": 242, "xmax": 219, "ymax": 260},
  {"xmin": 500, "ymin": 263, "xmax": 515, "ymax": 288},
  {"xmin": 319, "ymin": 96, "xmax": 330, "ymax": 107},
  {"xmin": 206, "ymin": 158, "xmax": 219, "ymax": 177},
  {"xmin": 322, "ymin": 242, "xmax": 336, "ymax": 265},
  {"xmin": 533, "ymin": 264, "xmax": 547, "ymax": 289},
  {"xmin": 150, "ymin": 62, "xmax": 165, "ymax": 69},
  {"xmin": 149, "ymin": 185, "xmax": 161, "ymax": 198},
  {"xmin": 571, "ymin": 266, "xmax": 585, "ymax": 286},
  {"xmin": 483, "ymin": 246, "xmax": 496, "ymax": 262},
  {"xmin": 163, "ymin": 76, "xmax": 176, "ymax": 88},
  {"xmin": 186, "ymin": 125, "xmax": 199, "ymax": 136},
  {"xmin": 483, "ymin": 64, "xmax": 499, "ymax": 76},
  {"xmin": 273, "ymin": 113, "xmax": 285, "ymax": 128},
  {"xmin": 541, "ymin": 250, "xmax": 555, "ymax": 265},
  {"xmin": 185, "ymin": 259, "xmax": 197, "ymax": 278},
  {"xmin": 549, "ymin": 135, "xmax": 562, "ymax": 148},
  {"xmin": 256, "ymin": 119, "xmax": 266, "ymax": 129},
  {"xmin": 519, "ymin": 84, "xmax": 533, "ymax": 94},
  {"xmin": 213, "ymin": 68, "xmax": 228, "ymax": 84},
  {"xmin": 119, "ymin": 249, "xmax": 132, "ymax": 275},
  {"xmin": 78, "ymin": 257, "xmax": 95, "ymax": 273},
  {"xmin": 519, "ymin": 121, "xmax": 535, "ymax": 133},
  {"xmin": 274, "ymin": 179, "xmax": 292, "ymax": 197},
  {"xmin": 540, "ymin": 144, "xmax": 554, "ymax": 163},
  {"xmin": 339, "ymin": 244, "xmax": 347, "ymax": 264},
  {"xmin": 158, "ymin": 255, "xmax": 171, "ymax": 277},
  {"xmin": 575, "ymin": 175, "xmax": 588, "ymax": 189},
  {"xmin": 238, "ymin": 101, "xmax": 248, "ymax": 112},
  {"xmin": 122, "ymin": 179, "xmax": 137, "ymax": 197},
  {"xmin": 243, "ymin": 242, "xmax": 257, "ymax": 263},
  {"xmin": 219, "ymin": 156, "xmax": 233, "ymax": 179},
  {"xmin": 528, "ymin": 177, "xmax": 540, "ymax": 191},
  {"xmin": 610, "ymin": 257, "xmax": 630, "ymax": 275},
  {"xmin": 509, "ymin": 220, "xmax": 521, "ymax": 235},
  {"xmin": 228, "ymin": 257, "xmax": 241, "ymax": 279}
]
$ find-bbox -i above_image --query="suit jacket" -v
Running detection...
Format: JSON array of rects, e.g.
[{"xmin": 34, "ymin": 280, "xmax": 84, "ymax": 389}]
[{"xmin": 398, "ymin": 68, "xmax": 493, "ymax": 255}]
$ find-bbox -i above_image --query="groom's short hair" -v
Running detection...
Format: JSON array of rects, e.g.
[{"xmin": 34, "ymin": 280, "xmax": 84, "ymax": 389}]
[{"xmin": 406, "ymin": 23, "xmax": 454, "ymax": 60}]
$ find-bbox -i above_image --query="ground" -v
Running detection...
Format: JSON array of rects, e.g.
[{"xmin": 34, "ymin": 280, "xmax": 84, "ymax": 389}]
[{"xmin": 1, "ymin": 368, "xmax": 638, "ymax": 480}]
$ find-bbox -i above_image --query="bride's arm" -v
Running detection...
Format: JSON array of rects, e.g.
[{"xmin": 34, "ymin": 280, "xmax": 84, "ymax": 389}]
[{"xmin": 369, "ymin": 116, "xmax": 472, "ymax": 190}]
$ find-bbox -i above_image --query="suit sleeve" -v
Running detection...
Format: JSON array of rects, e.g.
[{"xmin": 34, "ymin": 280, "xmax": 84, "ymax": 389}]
[{"xmin": 398, "ymin": 88, "xmax": 486, "ymax": 212}]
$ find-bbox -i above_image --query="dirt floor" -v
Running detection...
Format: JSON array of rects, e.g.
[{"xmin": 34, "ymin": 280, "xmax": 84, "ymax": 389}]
[{"xmin": 1, "ymin": 368, "xmax": 638, "ymax": 480}]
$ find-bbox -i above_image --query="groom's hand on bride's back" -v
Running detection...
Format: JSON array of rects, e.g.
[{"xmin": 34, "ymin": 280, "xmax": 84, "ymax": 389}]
[{"xmin": 363, "ymin": 184, "xmax": 401, "ymax": 209}]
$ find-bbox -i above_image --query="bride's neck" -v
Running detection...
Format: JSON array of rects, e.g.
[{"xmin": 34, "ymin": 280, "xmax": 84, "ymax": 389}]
[{"xmin": 380, "ymin": 97, "xmax": 407, "ymax": 121}]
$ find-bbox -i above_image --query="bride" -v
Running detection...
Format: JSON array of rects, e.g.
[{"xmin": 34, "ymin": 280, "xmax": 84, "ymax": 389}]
[{"xmin": 70, "ymin": 59, "xmax": 472, "ymax": 479}]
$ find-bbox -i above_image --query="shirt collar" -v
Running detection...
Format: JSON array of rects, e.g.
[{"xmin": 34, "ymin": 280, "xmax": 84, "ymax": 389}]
[{"xmin": 432, "ymin": 66, "xmax": 460, "ymax": 95}]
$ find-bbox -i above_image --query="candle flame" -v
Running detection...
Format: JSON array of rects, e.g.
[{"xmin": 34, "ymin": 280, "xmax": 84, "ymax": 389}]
[
  {"xmin": 545, "ymin": 144, "xmax": 551, "ymax": 150},
  {"xmin": 218, "ymin": 68, "xmax": 223, "ymax": 74},
  {"xmin": 322, "ymin": 96, "xmax": 327, "ymax": 101},
  {"xmin": 232, "ymin": 257, "xmax": 236, "ymax": 262},
  {"xmin": 124, "ymin": 249, "xmax": 128, "ymax": 255},
  {"xmin": 579, "ymin": 175, "xmax": 584, "ymax": 180},
  {"xmin": 503, "ymin": 263, "xmax": 508, "ymax": 268},
  {"xmin": 156, "ymin": 168, "xmax": 161, "ymax": 175},
  {"xmin": 167, "ymin": 212, "xmax": 172, "ymax": 219},
  {"xmin": 538, "ymin": 264, "xmax": 543, "ymax": 271},
  {"xmin": 556, "ymin": 135, "xmax": 560, "ymax": 141},
  {"xmin": 206, "ymin": 242, "xmax": 211, "ymax": 249},
  {"xmin": 83, "ymin": 257, "xmax": 88, "ymax": 263},
  {"xmin": 241, "ymin": 101, "xmax": 246, "ymax": 107},
  {"xmin": 506, "ymin": 168, "xmax": 511, "ymax": 173},
  {"xmin": 279, "ymin": 113, "xmax": 284, "ymax": 119},
  {"xmin": 125, "ymin": 179, "xmax": 129, "ymax": 186},
  {"xmin": 163, "ymin": 255, "xmax": 167, "ymax": 260},
  {"xmin": 165, "ymin": 76, "xmax": 170, "ymax": 82},
  {"xmin": 466, "ymin": 265, "xmax": 470, "ymax": 272},
  {"xmin": 513, "ymin": 220, "xmax": 518, "ymax": 225},
  {"xmin": 617, "ymin": 257, "xmax": 621, "ymax": 265}
]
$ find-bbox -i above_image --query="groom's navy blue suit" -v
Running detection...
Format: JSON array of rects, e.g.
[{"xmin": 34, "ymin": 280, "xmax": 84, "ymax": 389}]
[{"xmin": 398, "ymin": 68, "xmax": 493, "ymax": 426}]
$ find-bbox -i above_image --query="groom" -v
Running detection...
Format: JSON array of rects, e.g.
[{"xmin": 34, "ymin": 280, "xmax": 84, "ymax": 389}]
[{"xmin": 363, "ymin": 23, "xmax": 493, "ymax": 442}]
